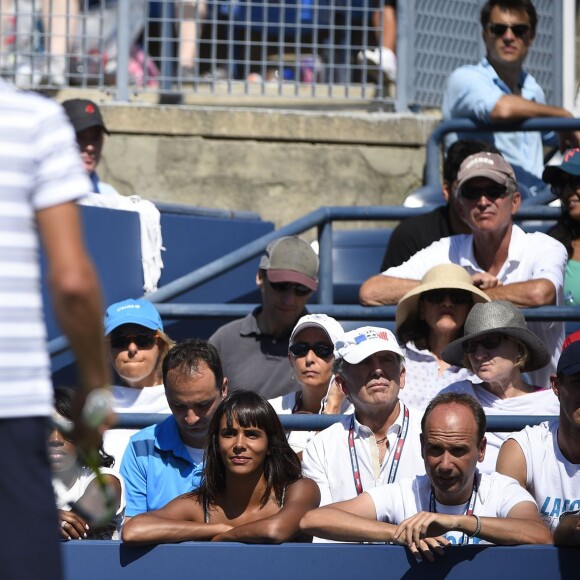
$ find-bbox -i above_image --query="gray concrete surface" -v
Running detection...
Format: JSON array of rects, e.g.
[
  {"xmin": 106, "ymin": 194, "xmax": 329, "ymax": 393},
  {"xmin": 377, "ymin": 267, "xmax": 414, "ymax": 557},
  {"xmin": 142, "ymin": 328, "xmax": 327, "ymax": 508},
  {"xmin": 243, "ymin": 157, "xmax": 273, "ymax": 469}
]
[{"xmin": 88, "ymin": 102, "xmax": 440, "ymax": 228}]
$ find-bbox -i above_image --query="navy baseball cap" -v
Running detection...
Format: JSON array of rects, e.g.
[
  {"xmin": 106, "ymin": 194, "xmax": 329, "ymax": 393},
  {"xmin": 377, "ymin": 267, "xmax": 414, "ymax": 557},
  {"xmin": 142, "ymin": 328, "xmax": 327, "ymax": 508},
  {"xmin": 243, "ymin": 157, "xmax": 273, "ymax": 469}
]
[
  {"xmin": 556, "ymin": 341, "xmax": 580, "ymax": 376},
  {"xmin": 104, "ymin": 299, "xmax": 163, "ymax": 335},
  {"xmin": 543, "ymin": 148, "xmax": 580, "ymax": 185}
]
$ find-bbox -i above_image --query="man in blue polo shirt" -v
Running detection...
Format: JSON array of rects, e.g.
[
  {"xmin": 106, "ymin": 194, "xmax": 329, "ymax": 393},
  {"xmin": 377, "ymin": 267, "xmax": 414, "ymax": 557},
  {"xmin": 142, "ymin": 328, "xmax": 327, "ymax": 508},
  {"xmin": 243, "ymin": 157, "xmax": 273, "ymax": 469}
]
[{"xmin": 120, "ymin": 339, "xmax": 227, "ymax": 520}]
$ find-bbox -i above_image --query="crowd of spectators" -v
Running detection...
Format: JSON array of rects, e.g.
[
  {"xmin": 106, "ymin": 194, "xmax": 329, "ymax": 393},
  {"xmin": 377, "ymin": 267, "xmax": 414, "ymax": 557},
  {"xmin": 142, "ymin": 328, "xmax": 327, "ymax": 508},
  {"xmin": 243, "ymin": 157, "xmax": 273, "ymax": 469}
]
[{"xmin": 2, "ymin": 0, "xmax": 580, "ymax": 575}]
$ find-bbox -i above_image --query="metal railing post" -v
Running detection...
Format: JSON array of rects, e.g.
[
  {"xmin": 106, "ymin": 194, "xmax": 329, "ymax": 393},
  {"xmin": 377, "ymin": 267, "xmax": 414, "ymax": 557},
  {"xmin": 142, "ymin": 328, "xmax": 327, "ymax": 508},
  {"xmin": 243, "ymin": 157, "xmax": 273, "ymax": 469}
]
[
  {"xmin": 114, "ymin": 0, "xmax": 131, "ymax": 102},
  {"xmin": 318, "ymin": 219, "xmax": 334, "ymax": 305}
]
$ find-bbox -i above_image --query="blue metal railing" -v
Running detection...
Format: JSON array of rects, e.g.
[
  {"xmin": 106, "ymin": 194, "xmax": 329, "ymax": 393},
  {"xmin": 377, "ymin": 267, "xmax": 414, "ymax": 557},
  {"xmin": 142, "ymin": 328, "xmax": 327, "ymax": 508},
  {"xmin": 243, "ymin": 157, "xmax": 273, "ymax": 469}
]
[
  {"xmin": 114, "ymin": 413, "xmax": 557, "ymax": 433},
  {"xmin": 48, "ymin": 203, "xmax": 577, "ymax": 359},
  {"xmin": 425, "ymin": 117, "xmax": 580, "ymax": 204}
]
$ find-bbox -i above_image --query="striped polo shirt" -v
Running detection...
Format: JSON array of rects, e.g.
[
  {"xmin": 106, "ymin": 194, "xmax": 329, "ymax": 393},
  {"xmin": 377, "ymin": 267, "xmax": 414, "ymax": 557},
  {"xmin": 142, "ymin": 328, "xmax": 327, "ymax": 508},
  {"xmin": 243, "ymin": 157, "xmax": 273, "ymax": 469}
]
[{"xmin": 0, "ymin": 79, "xmax": 91, "ymax": 418}]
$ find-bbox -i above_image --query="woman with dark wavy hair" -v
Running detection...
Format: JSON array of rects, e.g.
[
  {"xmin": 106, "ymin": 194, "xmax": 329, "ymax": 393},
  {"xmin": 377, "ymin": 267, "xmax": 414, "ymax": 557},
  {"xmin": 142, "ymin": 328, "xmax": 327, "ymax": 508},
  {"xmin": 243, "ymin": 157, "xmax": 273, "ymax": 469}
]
[{"xmin": 122, "ymin": 391, "xmax": 320, "ymax": 545}]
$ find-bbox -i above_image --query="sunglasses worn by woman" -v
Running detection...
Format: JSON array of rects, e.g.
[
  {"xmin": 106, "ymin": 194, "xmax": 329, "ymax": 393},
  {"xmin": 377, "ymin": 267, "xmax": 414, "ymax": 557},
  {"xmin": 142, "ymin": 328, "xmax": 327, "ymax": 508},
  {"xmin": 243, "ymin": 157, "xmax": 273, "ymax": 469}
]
[
  {"xmin": 439, "ymin": 301, "xmax": 559, "ymax": 474},
  {"xmin": 394, "ymin": 264, "xmax": 490, "ymax": 411}
]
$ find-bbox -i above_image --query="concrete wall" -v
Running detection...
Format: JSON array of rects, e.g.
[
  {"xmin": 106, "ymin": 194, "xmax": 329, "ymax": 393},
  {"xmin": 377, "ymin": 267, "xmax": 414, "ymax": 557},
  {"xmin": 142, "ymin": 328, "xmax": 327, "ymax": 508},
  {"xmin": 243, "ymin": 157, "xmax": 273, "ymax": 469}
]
[{"xmin": 97, "ymin": 104, "xmax": 440, "ymax": 228}]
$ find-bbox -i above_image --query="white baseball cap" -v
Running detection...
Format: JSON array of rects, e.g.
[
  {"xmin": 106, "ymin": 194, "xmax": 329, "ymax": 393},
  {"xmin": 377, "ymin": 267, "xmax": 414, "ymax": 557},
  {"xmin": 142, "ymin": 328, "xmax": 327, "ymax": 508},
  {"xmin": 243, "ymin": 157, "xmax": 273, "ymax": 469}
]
[
  {"xmin": 290, "ymin": 314, "xmax": 344, "ymax": 346},
  {"xmin": 335, "ymin": 326, "xmax": 405, "ymax": 364}
]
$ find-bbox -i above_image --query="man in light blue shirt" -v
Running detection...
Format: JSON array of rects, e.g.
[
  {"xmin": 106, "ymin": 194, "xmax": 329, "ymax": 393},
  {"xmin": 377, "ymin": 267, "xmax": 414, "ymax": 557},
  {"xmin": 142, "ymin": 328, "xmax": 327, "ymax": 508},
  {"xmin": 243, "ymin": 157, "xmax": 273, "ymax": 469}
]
[
  {"xmin": 443, "ymin": 0, "xmax": 580, "ymax": 197},
  {"xmin": 121, "ymin": 339, "xmax": 227, "ymax": 520}
]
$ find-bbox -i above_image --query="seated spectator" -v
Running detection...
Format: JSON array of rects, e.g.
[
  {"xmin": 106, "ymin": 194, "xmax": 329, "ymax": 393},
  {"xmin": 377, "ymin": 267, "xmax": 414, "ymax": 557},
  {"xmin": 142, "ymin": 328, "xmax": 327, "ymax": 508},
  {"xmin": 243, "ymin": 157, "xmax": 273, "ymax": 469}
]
[
  {"xmin": 177, "ymin": 1, "xmax": 208, "ymax": 81},
  {"xmin": 122, "ymin": 391, "xmax": 320, "ymax": 545},
  {"xmin": 300, "ymin": 393, "xmax": 552, "ymax": 558},
  {"xmin": 50, "ymin": 387, "xmax": 125, "ymax": 540},
  {"xmin": 40, "ymin": 0, "xmax": 78, "ymax": 86},
  {"xmin": 268, "ymin": 314, "xmax": 344, "ymax": 457},
  {"xmin": 381, "ymin": 140, "xmax": 499, "ymax": 271},
  {"xmin": 209, "ymin": 236, "xmax": 319, "ymax": 399},
  {"xmin": 302, "ymin": 326, "xmax": 425, "ymax": 519},
  {"xmin": 360, "ymin": 151, "xmax": 567, "ymax": 388},
  {"xmin": 496, "ymin": 341, "xmax": 580, "ymax": 534},
  {"xmin": 440, "ymin": 300, "xmax": 559, "ymax": 473},
  {"xmin": 121, "ymin": 339, "xmax": 227, "ymax": 520},
  {"xmin": 102, "ymin": 299, "xmax": 174, "ymax": 465},
  {"xmin": 62, "ymin": 98, "xmax": 163, "ymax": 292},
  {"xmin": 543, "ymin": 149, "xmax": 580, "ymax": 305},
  {"xmin": 442, "ymin": 0, "xmax": 580, "ymax": 198},
  {"xmin": 357, "ymin": 1, "xmax": 397, "ymax": 82},
  {"xmin": 395, "ymin": 263, "xmax": 490, "ymax": 411}
]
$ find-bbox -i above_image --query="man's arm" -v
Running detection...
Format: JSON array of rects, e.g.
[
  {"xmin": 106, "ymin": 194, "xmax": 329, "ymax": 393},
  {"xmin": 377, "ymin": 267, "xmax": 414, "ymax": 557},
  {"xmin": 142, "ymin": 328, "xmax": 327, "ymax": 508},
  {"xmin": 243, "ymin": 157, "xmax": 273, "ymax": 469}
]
[
  {"xmin": 211, "ymin": 478, "xmax": 320, "ymax": 543},
  {"xmin": 553, "ymin": 510, "xmax": 580, "ymax": 546},
  {"xmin": 496, "ymin": 439, "xmax": 528, "ymax": 487},
  {"xmin": 299, "ymin": 491, "xmax": 399, "ymax": 542},
  {"xmin": 491, "ymin": 95, "xmax": 580, "ymax": 151},
  {"xmin": 359, "ymin": 275, "xmax": 419, "ymax": 306},
  {"xmin": 37, "ymin": 201, "xmax": 110, "ymax": 450},
  {"xmin": 484, "ymin": 279, "xmax": 556, "ymax": 307},
  {"xmin": 394, "ymin": 501, "xmax": 551, "ymax": 547}
]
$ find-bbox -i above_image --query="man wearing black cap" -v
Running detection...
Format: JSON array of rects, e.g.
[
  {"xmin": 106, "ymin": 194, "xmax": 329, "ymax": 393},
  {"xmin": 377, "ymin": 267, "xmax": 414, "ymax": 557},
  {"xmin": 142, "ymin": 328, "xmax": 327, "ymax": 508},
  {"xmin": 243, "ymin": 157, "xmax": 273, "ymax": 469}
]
[
  {"xmin": 497, "ymin": 340, "xmax": 580, "ymax": 539},
  {"xmin": 209, "ymin": 236, "xmax": 319, "ymax": 399},
  {"xmin": 62, "ymin": 98, "xmax": 118, "ymax": 196},
  {"xmin": 360, "ymin": 151, "xmax": 567, "ymax": 387},
  {"xmin": 62, "ymin": 98, "xmax": 163, "ymax": 293}
]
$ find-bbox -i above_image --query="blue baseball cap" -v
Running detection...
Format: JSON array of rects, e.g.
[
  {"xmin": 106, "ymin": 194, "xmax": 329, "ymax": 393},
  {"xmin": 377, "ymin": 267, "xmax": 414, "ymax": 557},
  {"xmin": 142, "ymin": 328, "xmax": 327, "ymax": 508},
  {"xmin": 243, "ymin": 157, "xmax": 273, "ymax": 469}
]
[
  {"xmin": 104, "ymin": 299, "xmax": 163, "ymax": 335},
  {"xmin": 557, "ymin": 341, "xmax": 580, "ymax": 376},
  {"xmin": 542, "ymin": 148, "xmax": 580, "ymax": 185}
]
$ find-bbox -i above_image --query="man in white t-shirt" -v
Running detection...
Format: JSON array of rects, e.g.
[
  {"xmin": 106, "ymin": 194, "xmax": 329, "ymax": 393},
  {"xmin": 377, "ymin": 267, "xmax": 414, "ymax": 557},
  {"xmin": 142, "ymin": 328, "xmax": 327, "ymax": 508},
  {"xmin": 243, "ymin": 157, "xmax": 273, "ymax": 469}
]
[
  {"xmin": 360, "ymin": 152, "xmax": 567, "ymax": 388},
  {"xmin": 301, "ymin": 326, "xmax": 425, "ymax": 510},
  {"xmin": 300, "ymin": 393, "xmax": 551, "ymax": 561},
  {"xmin": 497, "ymin": 341, "xmax": 580, "ymax": 538}
]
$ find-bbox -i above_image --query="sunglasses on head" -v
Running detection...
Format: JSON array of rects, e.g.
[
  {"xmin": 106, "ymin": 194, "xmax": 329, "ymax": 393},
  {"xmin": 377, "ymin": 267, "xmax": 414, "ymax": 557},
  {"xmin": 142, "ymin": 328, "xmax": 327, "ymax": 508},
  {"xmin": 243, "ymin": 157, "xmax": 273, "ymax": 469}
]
[
  {"xmin": 487, "ymin": 22, "xmax": 531, "ymax": 38},
  {"xmin": 460, "ymin": 184, "xmax": 509, "ymax": 201},
  {"xmin": 289, "ymin": 342, "xmax": 334, "ymax": 359},
  {"xmin": 462, "ymin": 334, "xmax": 504, "ymax": 354},
  {"xmin": 421, "ymin": 289, "xmax": 473, "ymax": 305},
  {"xmin": 268, "ymin": 280, "xmax": 312, "ymax": 297},
  {"xmin": 109, "ymin": 332, "xmax": 157, "ymax": 350}
]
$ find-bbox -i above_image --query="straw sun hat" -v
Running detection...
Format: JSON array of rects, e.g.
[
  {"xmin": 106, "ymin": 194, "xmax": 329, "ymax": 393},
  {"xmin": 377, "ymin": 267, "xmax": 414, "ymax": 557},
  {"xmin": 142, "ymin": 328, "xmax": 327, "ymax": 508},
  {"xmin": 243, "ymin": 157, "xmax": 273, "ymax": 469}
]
[
  {"xmin": 441, "ymin": 300, "xmax": 551, "ymax": 373},
  {"xmin": 395, "ymin": 264, "xmax": 490, "ymax": 336}
]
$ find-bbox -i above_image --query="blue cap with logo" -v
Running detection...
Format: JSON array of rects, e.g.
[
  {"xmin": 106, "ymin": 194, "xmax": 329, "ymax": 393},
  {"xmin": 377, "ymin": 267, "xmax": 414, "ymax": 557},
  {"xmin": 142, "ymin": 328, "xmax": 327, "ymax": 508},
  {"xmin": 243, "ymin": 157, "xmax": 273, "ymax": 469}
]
[
  {"xmin": 104, "ymin": 299, "xmax": 163, "ymax": 335},
  {"xmin": 543, "ymin": 148, "xmax": 580, "ymax": 185}
]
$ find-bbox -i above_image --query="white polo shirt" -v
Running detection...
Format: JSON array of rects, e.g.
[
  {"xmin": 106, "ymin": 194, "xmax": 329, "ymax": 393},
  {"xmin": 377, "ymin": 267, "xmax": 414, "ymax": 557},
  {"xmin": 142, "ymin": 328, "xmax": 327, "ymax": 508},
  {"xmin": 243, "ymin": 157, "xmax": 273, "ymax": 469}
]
[
  {"xmin": 368, "ymin": 471, "xmax": 536, "ymax": 545},
  {"xmin": 384, "ymin": 225, "xmax": 567, "ymax": 389},
  {"xmin": 301, "ymin": 402, "xmax": 425, "ymax": 507},
  {"xmin": 508, "ymin": 420, "xmax": 580, "ymax": 531}
]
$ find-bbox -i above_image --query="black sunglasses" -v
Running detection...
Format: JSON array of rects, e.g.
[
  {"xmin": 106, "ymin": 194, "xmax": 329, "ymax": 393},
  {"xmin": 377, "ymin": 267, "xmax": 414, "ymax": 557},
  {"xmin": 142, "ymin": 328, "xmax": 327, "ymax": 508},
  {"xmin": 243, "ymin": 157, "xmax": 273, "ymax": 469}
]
[
  {"xmin": 551, "ymin": 176, "xmax": 580, "ymax": 198},
  {"xmin": 109, "ymin": 332, "xmax": 157, "ymax": 350},
  {"xmin": 289, "ymin": 342, "xmax": 334, "ymax": 359},
  {"xmin": 460, "ymin": 184, "xmax": 509, "ymax": 201},
  {"xmin": 462, "ymin": 334, "xmax": 504, "ymax": 354},
  {"xmin": 487, "ymin": 23, "xmax": 531, "ymax": 38},
  {"xmin": 422, "ymin": 289, "xmax": 473, "ymax": 305},
  {"xmin": 269, "ymin": 280, "xmax": 312, "ymax": 297}
]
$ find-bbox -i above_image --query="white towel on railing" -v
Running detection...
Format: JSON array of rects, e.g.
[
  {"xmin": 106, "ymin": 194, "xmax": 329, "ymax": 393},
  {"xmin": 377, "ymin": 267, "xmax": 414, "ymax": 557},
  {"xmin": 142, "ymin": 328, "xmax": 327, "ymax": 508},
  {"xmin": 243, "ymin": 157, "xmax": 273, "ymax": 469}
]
[{"xmin": 79, "ymin": 190, "xmax": 164, "ymax": 294}]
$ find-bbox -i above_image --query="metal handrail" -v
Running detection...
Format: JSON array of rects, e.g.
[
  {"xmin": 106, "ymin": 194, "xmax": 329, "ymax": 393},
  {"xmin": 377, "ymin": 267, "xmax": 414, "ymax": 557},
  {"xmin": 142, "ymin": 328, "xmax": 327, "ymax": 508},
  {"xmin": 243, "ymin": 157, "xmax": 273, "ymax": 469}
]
[
  {"xmin": 425, "ymin": 117, "xmax": 580, "ymax": 195},
  {"xmin": 113, "ymin": 413, "xmax": 556, "ymax": 433},
  {"xmin": 47, "ymin": 203, "xmax": 573, "ymax": 358}
]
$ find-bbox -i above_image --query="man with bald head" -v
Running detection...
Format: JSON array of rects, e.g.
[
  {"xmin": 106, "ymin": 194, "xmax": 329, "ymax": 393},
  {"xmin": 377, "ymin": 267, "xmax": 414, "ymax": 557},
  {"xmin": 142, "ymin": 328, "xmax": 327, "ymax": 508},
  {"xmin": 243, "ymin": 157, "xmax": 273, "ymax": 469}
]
[{"xmin": 300, "ymin": 393, "xmax": 551, "ymax": 560}]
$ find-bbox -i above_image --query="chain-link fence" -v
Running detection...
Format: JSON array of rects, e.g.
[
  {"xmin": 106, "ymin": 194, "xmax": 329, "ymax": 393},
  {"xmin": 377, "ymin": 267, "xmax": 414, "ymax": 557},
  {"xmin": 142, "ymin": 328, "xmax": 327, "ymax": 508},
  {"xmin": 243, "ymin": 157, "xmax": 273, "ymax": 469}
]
[{"xmin": 0, "ymin": 1, "xmax": 566, "ymax": 109}]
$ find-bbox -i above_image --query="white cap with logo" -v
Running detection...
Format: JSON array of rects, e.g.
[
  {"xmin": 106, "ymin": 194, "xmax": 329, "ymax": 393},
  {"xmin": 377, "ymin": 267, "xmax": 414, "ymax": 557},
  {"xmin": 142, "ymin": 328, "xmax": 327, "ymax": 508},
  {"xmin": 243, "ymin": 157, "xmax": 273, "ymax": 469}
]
[{"xmin": 335, "ymin": 326, "xmax": 405, "ymax": 364}]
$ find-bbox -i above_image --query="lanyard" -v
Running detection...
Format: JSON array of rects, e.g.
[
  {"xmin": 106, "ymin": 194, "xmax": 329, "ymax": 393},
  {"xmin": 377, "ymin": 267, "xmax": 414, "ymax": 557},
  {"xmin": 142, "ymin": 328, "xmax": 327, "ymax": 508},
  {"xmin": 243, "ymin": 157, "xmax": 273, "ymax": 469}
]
[
  {"xmin": 291, "ymin": 392, "xmax": 303, "ymax": 414},
  {"xmin": 348, "ymin": 404, "xmax": 410, "ymax": 496},
  {"xmin": 429, "ymin": 474, "xmax": 479, "ymax": 545}
]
